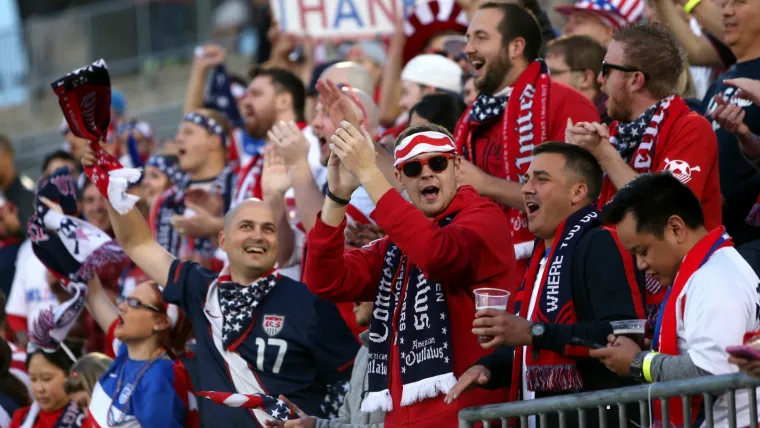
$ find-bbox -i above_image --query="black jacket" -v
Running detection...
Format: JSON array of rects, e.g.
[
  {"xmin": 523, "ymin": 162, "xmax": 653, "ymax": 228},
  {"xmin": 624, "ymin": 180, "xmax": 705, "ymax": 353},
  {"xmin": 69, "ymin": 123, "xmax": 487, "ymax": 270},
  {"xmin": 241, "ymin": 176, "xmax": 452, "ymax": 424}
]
[{"xmin": 477, "ymin": 227, "xmax": 646, "ymax": 427}]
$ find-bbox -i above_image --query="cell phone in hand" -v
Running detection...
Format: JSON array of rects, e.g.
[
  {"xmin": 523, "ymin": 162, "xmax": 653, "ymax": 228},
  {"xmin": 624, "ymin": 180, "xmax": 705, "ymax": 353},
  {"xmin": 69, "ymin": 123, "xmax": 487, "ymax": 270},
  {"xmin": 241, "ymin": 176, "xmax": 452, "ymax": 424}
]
[
  {"xmin": 571, "ymin": 336, "xmax": 606, "ymax": 350},
  {"xmin": 727, "ymin": 345, "xmax": 760, "ymax": 361}
]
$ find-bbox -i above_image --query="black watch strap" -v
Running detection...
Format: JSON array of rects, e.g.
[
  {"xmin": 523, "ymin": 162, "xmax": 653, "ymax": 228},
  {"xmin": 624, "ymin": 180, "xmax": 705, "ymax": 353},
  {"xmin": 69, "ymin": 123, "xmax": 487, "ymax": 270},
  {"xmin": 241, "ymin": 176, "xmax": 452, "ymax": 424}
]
[
  {"xmin": 630, "ymin": 351, "xmax": 649, "ymax": 383},
  {"xmin": 326, "ymin": 188, "xmax": 350, "ymax": 206}
]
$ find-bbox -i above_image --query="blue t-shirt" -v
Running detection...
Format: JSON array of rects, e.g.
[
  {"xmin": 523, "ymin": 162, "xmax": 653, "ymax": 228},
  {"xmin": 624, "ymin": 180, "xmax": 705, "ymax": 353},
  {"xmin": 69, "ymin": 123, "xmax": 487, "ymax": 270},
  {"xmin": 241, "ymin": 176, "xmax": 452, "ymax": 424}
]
[
  {"xmin": 88, "ymin": 345, "xmax": 188, "ymax": 428},
  {"xmin": 163, "ymin": 260, "xmax": 359, "ymax": 427},
  {"xmin": 703, "ymin": 56, "xmax": 760, "ymax": 245}
]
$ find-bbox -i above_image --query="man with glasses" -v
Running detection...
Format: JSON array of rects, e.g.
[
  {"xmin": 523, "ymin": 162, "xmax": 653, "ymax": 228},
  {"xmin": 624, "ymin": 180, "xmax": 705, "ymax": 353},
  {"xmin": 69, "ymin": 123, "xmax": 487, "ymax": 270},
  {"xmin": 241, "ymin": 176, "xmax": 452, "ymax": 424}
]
[
  {"xmin": 566, "ymin": 23, "xmax": 721, "ymax": 231},
  {"xmin": 304, "ymin": 122, "xmax": 517, "ymax": 427},
  {"xmin": 545, "ymin": 35, "xmax": 610, "ymax": 124}
]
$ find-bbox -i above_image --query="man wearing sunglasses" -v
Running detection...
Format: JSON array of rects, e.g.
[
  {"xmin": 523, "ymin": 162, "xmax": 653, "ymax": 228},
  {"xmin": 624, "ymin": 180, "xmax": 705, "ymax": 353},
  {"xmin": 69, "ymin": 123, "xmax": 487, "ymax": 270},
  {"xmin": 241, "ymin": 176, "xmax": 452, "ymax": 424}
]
[
  {"xmin": 304, "ymin": 122, "xmax": 516, "ymax": 427},
  {"xmin": 565, "ymin": 23, "xmax": 721, "ymax": 232}
]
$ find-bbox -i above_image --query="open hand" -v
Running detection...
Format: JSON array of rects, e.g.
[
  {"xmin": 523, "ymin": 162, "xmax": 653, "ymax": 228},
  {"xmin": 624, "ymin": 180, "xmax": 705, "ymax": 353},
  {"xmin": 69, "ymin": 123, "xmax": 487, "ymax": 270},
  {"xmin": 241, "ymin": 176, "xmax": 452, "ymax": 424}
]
[
  {"xmin": 316, "ymin": 79, "xmax": 361, "ymax": 129},
  {"xmin": 268, "ymin": 121, "xmax": 310, "ymax": 167},
  {"xmin": 444, "ymin": 364, "xmax": 491, "ymax": 404},
  {"xmin": 725, "ymin": 78, "xmax": 760, "ymax": 106},
  {"xmin": 326, "ymin": 151, "xmax": 360, "ymax": 201},
  {"xmin": 261, "ymin": 146, "xmax": 292, "ymax": 196},
  {"xmin": 589, "ymin": 334, "xmax": 642, "ymax": 377},
  {"xmin": 170, "ymin": 198, "xmax": 221, "ymax": 238},
  {"xmin": 185, "ymin": 188, "xmax": 224, "ymax": 217},
  {"xmin": 193, "ymin": 44, "xmax": 226, "ymax": 71},
  {"xmin": 330, "ymin": 121, "xmax": 377, "ymax": 182},
  {"xmin": 711, "ymin": 95, "xmax": 751, "ymax": 139}
]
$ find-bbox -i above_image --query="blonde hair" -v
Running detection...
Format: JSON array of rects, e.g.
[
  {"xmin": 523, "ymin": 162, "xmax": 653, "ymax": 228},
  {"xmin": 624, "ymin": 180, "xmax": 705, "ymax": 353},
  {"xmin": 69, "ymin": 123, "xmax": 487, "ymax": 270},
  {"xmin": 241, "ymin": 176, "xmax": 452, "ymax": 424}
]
[{"xmin": 64, "ymin": 353, "xmax": 113, "ymax": 396}]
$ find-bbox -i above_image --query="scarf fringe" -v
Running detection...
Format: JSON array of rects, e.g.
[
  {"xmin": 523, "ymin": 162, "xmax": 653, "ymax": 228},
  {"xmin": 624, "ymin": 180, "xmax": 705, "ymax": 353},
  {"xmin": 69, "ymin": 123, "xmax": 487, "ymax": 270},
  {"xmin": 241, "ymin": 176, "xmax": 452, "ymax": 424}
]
[
  {"xmin": 107, "ymin": 167, "xmax": 142, "ymax": 215},
  {"xmin": 526, "ymin": 364, "xmax": 584, "ymax": 393},
  {"xmin": 75, "ymin": 240, "xmax": 128, "ymax": 281},
  {"xmin": 400, "ymin": 372, "xmax": 457, "ymax": 406},
  {"xmin": 360, "ymin": 389, "xmax": 393, "ymax": 413}
]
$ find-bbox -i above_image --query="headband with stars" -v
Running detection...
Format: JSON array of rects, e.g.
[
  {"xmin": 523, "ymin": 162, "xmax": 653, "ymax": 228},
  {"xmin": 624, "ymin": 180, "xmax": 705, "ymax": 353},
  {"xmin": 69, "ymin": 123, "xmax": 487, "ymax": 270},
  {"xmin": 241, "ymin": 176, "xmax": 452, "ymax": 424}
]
[{"xmin": 183, "ymin": 112, "xmax": 227, "ymax": 147}]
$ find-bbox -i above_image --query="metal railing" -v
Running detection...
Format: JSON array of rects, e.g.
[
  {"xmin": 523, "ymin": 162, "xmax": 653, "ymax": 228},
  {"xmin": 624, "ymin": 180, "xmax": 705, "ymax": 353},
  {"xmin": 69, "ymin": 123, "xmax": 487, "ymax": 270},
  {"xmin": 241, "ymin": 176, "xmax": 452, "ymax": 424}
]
[{"xmin": 459, "ymin": 373, "xmax": 760, "ymax": 428}]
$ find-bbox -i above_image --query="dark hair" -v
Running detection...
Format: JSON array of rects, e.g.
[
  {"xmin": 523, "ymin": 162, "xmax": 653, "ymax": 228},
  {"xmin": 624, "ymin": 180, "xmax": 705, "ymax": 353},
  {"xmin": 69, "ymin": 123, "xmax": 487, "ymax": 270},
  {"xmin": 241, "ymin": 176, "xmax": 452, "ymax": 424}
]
[
  {"xmin": 395, "ymin": 123, "xmax": 455, "ymax": 149},
  {"xmin": 0, "ymin": 291, "xmax": 6, "ymax": 328},
  {"xmin": 249, "ymin": 67, "xmax": 306, "ymax": 122},
  {"xmin": 143, "ymin": 282, "xmax": 193, "ymax": 355},
  {"xmin": 601, "ymin": 172, "xmax": 704, "ymax": 237},
  {"xmin": 229, "ymin": 74, "xmax": 247, "ymax": 88},
  {"xmin": 546, "ymin": 35, "xmax": 606, "ymax": 92},
  {"xmin": 42, "ymin": 150, "xmax": 79, "ymax": 175},
  {"xmin": 479, "ymin": 2, "xmax": 542, "ymax": 62},
  {"xmin": 26, "ymin": 347, "xmax": 75, "ymax": 374},
  {"xmin": 532, "ymin": 142, "xmax": 603, "ymax": 202},
  {"xmin": 409, "ymin": 94, "xmax": 467, "ymax": 134},
  {"xmin": 612, "ymin": 23, "xmax": 685, "ymax": 99},
  {"xmin": 0, "ymin": 338, "xmax": 31, "ymax": 407}
]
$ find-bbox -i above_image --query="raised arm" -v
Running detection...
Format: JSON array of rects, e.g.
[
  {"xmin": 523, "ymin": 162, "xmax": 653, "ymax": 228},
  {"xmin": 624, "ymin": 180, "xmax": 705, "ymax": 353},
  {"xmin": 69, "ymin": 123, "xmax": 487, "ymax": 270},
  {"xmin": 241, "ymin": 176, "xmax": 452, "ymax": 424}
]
[
  {"xmin": 85, "ymin": 274, "xmax": 118, "ymax": 332},
  {"xmin": 82, "ymin": 147, "xmax": 175, "ymax": 286},
  {"xmin": 183, "ymin": 45, "xmax": 227, "ymax": 114}
]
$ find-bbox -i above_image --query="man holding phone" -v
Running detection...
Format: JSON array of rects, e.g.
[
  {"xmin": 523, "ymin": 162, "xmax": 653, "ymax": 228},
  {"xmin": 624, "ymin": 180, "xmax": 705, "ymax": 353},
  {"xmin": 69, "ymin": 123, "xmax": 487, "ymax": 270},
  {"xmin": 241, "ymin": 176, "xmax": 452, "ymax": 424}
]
[
  {"xmin": 446, "ymin": 143, "xmax": 646, "ymax": 427},
  {"xmin": 590, "ymin": 173, "xmax": 760, "ymax": 427}
]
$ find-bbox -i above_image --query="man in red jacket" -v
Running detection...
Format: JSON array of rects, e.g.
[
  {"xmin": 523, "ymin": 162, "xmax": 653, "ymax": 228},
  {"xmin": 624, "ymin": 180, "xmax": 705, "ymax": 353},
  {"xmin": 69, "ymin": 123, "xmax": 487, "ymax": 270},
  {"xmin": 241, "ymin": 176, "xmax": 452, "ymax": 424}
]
[
  {"xmin": 304, "ymin": 121, "xmax": 517, "ymax": 427},
  {"xmin": 565, "ymin": 23, "xmax": 721, "ymax": 230},
  {"xmin": 454, "ymin": 2, "xmax": 600, "ymax": 270}
]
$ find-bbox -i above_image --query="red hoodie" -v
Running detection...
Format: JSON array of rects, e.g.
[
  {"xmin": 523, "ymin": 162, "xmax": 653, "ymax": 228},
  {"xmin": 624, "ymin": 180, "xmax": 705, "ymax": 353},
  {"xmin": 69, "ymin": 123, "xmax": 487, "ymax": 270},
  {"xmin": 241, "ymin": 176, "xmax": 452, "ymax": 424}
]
[{"xmin": 305, "ymin": 186, "xmax": 516, "ymax": 427}]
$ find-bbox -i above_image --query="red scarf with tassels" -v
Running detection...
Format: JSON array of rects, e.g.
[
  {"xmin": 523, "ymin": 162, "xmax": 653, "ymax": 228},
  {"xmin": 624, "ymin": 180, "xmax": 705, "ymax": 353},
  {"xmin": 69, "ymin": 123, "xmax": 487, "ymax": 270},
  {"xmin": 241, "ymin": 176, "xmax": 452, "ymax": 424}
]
[
  {"xmin": 651, "ymin": 227, "xmax": 733, "ymax": 426},
  {"xmin": 454, "ymin": 60, "xmax": 550, "ymax": 247}
]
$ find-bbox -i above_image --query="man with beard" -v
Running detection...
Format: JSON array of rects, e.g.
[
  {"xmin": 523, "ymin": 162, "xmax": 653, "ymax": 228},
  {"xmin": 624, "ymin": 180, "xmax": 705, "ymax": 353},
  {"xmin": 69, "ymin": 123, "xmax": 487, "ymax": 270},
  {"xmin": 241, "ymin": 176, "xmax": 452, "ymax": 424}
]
[
  {"xmin": 565, "ymin": 23, "xmax": 721, "ymax": 231},
  {"xmin": 304, "ymin": 121, "xmax": 516, "ymax": 427},
  {"xmin": 454, "ymin": 2, "xmax": 599, "ymax": 272}
]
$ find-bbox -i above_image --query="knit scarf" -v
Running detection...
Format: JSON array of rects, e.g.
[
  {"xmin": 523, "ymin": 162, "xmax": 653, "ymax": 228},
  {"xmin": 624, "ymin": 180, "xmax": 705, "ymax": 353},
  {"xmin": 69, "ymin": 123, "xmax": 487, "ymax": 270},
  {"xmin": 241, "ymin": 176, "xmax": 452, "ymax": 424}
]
[
  {"xmin": 361, "ymin": 217, "xmax": 456, "ymax": 413},
  {"xmin": 215, "ymin": 266, "xmax": 279, "ymax": 351},
  {"xmin": 651, "ymin": 227, "xmax": 733, "ymax": 427},
  {"xmin": 50, "ymin": 59, "xmax": 141, "ymax": 215},
  {"xmin": 19, "ymin": 402, "xmax": 84, "ymax": 428},
  {"xmin": 150, "ymin": 165, "xmax": 236, "ymax": 258},
  {"xmin": 454, "ymin": 60, "xmax": 550, "ymax": 247},
  {"xmin": 509, "ymin": 205, "xmax": 599, "ymax": 399}
]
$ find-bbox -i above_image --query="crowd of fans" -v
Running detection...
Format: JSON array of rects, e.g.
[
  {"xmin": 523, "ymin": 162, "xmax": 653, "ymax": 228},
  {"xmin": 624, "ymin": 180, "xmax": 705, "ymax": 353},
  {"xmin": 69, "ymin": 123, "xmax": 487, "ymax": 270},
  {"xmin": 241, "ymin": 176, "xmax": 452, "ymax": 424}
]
[{"xmin": 1, "ymin": 0, "xmax": 760, "ymax": 426}]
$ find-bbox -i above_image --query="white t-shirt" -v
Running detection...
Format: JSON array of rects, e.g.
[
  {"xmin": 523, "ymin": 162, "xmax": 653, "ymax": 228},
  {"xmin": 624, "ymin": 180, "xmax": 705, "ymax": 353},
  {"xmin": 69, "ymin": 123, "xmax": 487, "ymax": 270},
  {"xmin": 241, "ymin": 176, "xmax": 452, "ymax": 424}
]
[
  {"xmin": 675, "ymin": 246, "xmax": 760, "ymax": 427},
  {"xmin": 521, "ymin": 255, "xmax": 547, "ymax": 428},
  {"xmin": 5, "ymin": 240, "xmax": 58, "ymax": 332}
]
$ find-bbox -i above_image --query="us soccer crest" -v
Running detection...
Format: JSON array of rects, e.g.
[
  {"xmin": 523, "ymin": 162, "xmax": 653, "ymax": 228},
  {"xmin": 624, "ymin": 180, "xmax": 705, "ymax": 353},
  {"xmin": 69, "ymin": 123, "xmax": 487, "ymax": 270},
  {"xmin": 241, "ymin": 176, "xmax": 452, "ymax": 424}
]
[{"xmin": 263, "ymin": 315, "xmax": 285, "ymax": 337}]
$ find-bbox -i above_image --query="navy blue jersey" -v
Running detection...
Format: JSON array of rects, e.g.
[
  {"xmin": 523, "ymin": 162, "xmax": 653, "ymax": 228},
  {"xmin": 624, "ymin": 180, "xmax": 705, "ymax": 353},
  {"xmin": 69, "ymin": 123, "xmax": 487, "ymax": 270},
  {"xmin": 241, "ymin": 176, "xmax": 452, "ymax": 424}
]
[{"xmin": 163, "ymin": 260, "xmax": 358, "ymax": 427}]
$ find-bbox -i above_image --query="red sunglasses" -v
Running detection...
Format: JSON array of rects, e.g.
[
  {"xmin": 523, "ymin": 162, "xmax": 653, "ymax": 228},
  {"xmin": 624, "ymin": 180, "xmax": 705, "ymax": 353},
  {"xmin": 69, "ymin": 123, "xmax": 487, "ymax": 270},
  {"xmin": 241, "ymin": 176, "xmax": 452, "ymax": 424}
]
[{"xmin": 398, "ymin": 153, "xmax": 455, "ymax": 177}]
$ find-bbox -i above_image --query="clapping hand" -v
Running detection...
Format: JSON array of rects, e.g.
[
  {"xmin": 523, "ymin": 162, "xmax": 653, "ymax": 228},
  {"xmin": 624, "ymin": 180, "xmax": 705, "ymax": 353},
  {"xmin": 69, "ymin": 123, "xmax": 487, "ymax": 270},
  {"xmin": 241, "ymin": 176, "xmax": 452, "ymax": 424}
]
[
  {"xmin": 565, "ymin": 119, "xmax": 609, "ymax": 153},
  {"xmin": 261, "ymin": 145, "xmax": 292, "ymax": 196},
  {"xmin": 316, "ymin": 79, "xmax": 361, "ymax": 129},
  {"xmin": 267, "ymin": 121, "xmax": 310, "ymax": 167},
  {"xmin": 330, "ymin": 121, "xmax": 378, "ymax": 183},
  {"xmin": 711, "ymin": 95, "xmax": 751, "ymax": 139},
  {"xmin": 725, "ymin": 78, "xmax": 760, "ymax": 106},
  {"xmin": 193, "ymin": 44, "xmax": 226, "ymax": 71}
]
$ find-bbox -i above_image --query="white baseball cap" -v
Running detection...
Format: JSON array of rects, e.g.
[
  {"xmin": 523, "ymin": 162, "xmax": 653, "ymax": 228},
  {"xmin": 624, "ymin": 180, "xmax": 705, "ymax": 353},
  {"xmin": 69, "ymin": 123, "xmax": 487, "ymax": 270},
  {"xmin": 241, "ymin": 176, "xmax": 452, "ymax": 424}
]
[{"xmin": 401, "ymin": 54, "xmax": 463, "ymax": 95}]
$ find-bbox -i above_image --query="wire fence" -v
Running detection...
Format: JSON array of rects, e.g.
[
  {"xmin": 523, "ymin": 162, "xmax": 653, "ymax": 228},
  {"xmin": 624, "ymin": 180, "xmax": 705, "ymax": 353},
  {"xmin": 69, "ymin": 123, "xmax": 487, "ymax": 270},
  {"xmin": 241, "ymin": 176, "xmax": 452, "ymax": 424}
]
[{"xmin": 458, "ymin": 373, "xmax": 760, "ymax": 428}]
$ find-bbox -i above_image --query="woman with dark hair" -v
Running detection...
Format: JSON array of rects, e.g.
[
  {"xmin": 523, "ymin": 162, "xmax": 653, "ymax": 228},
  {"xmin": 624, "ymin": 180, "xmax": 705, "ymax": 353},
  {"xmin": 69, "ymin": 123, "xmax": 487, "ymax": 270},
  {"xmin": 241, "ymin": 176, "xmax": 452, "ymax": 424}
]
[
  {"xmin": 8, "ymin": 347, "xmax": 82, "ymax": 428},
  {"xmin": 408, "ymin": 93, "xmax": 467, "ymax": 134},
  {"xmin": 0, "ymin": 338, "xmax": 30, "ymax": 428},
  {"xmin": 83, "ymin": 274, "xmax": 197, "ymax": 427}
]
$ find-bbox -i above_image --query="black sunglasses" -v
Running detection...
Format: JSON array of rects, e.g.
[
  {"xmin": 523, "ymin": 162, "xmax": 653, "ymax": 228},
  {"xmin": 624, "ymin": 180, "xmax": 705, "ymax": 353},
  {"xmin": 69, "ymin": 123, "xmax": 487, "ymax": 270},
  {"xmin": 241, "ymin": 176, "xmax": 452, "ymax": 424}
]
[
  {"xmin": 399, "ymin": 154, "xmax": 454, "ymax": 178},
  {"xmin": 602, "ymin": 61, "xmax": 648, "ymax": 81},
  {"xmin": 118, "ymin": 296, "xmax": 164, "ymax": 313}
]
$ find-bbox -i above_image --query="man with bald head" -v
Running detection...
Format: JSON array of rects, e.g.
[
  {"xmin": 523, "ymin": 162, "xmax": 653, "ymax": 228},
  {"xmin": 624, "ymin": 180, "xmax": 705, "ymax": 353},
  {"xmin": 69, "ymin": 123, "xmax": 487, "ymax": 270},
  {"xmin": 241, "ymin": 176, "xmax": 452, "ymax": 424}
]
[
  {"xmin": 319, "ymin": 61, "xmax": 376, "ymax": 96},
  {"xmin": 83, "ymin": 143, "xmax": 359, "ymax": 427}
]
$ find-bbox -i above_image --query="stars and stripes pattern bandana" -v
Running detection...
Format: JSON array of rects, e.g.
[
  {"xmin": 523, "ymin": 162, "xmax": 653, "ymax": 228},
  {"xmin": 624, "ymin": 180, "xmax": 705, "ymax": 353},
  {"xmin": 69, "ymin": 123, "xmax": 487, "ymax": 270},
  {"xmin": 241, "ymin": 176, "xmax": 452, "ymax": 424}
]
[
  {"xmin": 216, "ymin": 267, "xmax": 279, "ymax": 351},
  {"xmin": 468, "ymin": 93, "xmax": 508, "ymax": 124},
  {"xmin": 196, "ymin": 392, "xmax": 292, "ymax": 421}
]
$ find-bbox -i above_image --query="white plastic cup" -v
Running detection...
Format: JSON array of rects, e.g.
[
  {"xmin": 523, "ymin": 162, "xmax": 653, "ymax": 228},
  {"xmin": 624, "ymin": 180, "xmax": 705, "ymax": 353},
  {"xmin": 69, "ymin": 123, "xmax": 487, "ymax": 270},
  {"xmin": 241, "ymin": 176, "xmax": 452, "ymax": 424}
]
[{"xmin": 473, "ymin": 288, "xmax": 510, "ymax": 343}]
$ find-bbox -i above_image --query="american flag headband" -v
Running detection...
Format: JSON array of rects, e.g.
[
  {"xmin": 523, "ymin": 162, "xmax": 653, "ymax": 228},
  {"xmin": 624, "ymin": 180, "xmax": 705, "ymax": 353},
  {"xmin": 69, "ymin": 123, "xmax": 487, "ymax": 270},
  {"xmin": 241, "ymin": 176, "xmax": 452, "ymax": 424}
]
[
  {"xmin": 336, "ymin": 83, "xmax": 368, "ymax": 127},
  {"xmin": 183, "ymin": 112, "xmax": 227, "ymax": 147}
]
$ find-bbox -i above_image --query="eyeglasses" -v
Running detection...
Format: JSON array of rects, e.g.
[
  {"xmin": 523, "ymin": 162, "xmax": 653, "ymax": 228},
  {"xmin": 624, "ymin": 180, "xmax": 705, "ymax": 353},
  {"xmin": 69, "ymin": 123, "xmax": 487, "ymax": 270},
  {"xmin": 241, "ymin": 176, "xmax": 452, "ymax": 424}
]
[
  {"xmin": 398, "ymin": 153, "xmax": 455, "ymax": 178},
  {"xmin": 118, "ymin": 296, "xmax": 164, "ymax": 313},
  {"xmin": 601, "ymin": 61, "xmax": 648, "ymax": 81}
]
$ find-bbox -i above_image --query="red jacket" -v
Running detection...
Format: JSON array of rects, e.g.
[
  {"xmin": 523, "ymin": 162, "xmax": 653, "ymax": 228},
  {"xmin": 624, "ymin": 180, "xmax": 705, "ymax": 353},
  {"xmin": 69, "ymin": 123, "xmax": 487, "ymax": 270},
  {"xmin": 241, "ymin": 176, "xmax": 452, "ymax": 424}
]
[
  {"xmin": 597, "ymin": 112, "xmax": 722, "ymax": 230},
  {"xmin": 304, "ymin": 186, "xmax": 517, "ymax": 427}
]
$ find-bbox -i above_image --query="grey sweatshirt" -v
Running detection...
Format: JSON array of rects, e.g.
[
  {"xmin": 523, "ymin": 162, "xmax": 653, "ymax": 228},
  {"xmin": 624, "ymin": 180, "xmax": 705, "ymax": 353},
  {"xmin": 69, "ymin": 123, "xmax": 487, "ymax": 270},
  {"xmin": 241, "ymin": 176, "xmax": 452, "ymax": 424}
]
[{"xmin": 314, "ymin": 331, "xmax": 385, "ymax": 428}]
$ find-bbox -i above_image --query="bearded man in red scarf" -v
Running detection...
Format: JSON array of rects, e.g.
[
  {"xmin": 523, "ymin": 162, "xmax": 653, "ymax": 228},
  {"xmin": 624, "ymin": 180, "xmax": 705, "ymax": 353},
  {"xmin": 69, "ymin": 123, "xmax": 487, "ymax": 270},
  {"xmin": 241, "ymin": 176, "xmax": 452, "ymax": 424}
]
[
  {"xmin": 304, "ymin": 120, "xmax": 517, "ymax": 427},
  {"xmin": 454, "ymin": 2, "xmax": 599, "ymax": 277}
]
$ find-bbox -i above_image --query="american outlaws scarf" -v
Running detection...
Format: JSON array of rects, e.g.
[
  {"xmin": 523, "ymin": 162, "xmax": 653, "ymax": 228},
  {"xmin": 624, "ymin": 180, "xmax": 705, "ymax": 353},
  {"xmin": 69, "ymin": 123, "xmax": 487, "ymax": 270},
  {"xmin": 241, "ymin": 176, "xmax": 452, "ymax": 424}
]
[
  {"xmin": 50, "ymin": 60, "xmax": 141, "ymax": 215},
  {"xmin": 651, "ymin": 227, "xmax": 733, "ymax": 427},
  {"xmin": 19, "ymin": 402, "xmax": 84, "ymax": 428},
  {"xmin": 509, "ymin": 205, "xmax": 600, "ymax": 399},
  {"xmin": 454, "ymin": 60, "xmax": 550, "ymax": 251},
  {"xmin": 150, "ymin": 164, "xmax": 236, "ymax": 258},
  {"xmin": 361, "ymin": 217, "xmax": 456, "ymax": 413}
]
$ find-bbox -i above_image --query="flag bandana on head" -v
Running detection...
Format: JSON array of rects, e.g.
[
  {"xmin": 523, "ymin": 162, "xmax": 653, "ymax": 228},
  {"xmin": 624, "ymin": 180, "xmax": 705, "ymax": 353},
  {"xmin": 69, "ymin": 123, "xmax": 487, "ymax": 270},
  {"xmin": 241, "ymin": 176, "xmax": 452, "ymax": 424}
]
[
  {"xmin": 196, "ymin": 392, "xmax": 292, "ymax": 421},
  {"xmin": 393, "ymin": 131, "xmax": 457, "ymax": 167},
  {"xmin": 184, "ymin": 112, "xmax": 228, "ymax": 148},
  {"xmin": 146, "ymin": 155, "xmax": 186, "ymax": 185},
  {"xmin": 203, "ymin": 64, "xmax": 245, "ymax": 129},
  {"xmin": 50, "ymin": 59, "xmax": 141, "ymax": 215}
]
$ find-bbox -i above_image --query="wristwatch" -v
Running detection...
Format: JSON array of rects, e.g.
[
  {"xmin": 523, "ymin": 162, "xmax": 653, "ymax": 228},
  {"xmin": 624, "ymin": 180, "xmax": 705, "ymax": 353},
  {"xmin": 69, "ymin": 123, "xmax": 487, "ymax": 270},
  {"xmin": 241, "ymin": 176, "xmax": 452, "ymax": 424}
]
[
  {"xmin": 630, "ymin": 351, "xmax": 649, "ymax": 383},
  {"xmin": 530, "ymin": 322, "xmax": 546, "ymax": 345}
]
